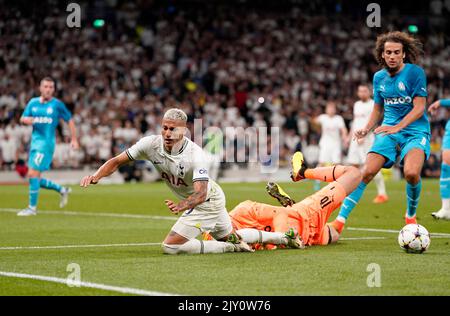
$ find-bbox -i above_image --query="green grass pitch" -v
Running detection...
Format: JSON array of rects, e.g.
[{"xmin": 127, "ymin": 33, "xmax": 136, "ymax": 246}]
[{"xmin": 0, "ymin": 179, "xmax": 449, "ymax": 296}]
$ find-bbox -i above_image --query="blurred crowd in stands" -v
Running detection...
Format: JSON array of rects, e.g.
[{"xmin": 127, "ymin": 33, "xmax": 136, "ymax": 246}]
[{"xmin": 0, "ymin": 0, "xmax": 449, "ymax": 178}]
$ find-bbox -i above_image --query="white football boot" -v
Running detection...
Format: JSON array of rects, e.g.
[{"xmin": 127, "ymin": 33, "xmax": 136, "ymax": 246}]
[
  {"xmin": 17, "ymin": 207, "xmax": 37, "ymax": 216},
  {"xmin": 431, "ymin": 208, "xmax": 450, "ymax": 220},
  {"xmin": 59, "ymin": 187, "xmax": 72, "ymax": 208}
]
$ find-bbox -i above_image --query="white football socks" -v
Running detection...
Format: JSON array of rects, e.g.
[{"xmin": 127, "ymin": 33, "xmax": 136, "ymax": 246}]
[
  {"xmin": 162, "ymin": 239, "xmax": 235, "ymax": 255},
  {"xmin": 442, "ymin": 198, "xmax": 450, "ymax": 211},
  {"xmin": 237, "ymin": 228, "xmax": 288, "ymax": 245},
  {"xmin": 374, "ymin": 171, "xmax": 386, "ymax": 196}
]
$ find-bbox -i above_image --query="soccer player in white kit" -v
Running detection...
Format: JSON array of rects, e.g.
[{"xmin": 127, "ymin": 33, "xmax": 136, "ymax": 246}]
[
  {"xmin": 80, "ymin": 109, "xmax": 254, "ymax": 254},
  {"xmin": 313, "ymin": 101, "xmax": 349, "ymax": 190},
  {"xmin": 346, "ymin": 84, "xmax": 388, "ymax": 204}
]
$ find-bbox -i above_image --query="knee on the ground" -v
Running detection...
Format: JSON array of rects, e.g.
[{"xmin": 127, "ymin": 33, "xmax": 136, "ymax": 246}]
[{"xmin": 161, "ymin": 243, "xmax": 181, "ymax": 255}]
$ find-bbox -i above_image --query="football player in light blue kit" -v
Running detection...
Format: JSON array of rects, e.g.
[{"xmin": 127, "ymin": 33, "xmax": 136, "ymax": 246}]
[
  {"xmin": 18, "ymin": 77, "xmax": 79, "ymax": 216},
  {"xmin": 428, "ymin": 99, "xmax": 450, "ymax": 220},
  {"xmin": 330, "ymin": 31, "xmax": 430, "ymax": 233}
]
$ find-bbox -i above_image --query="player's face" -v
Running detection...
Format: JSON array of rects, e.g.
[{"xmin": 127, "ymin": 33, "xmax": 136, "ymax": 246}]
[
  {"xmin": 357, "ymin": 86, "xmax": 370, "ymax": 101},
  {"xmin": 382, "ymin": 42, "xmax": 405, "ymax": 72},
  {"xmin": 161, "ymin": 119, "xmax": 186, "ymax": 150},
  {"xmin": 39, "ymin": 80, "xmax": 55, "ymax": 101},
  {"xmin": 325, "ymin": 104, "xmax": 336, "ymax": 116}
]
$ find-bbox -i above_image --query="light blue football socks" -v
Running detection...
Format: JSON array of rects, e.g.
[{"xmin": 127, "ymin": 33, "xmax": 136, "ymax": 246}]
[
  {"xmin": 336, "ymin": 181, "xmax": 367, "ymax": 221},
  {"xmin": 40, "ymin": 178, "xmax": 63, "ymax": 193},
  {"xmin": 406, "ymin": 180, "xmax": 422, "ymax": 218}
]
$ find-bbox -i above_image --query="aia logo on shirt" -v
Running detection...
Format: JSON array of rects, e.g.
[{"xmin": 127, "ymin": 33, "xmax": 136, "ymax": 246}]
[{"xmin": 161, "ymin": 172, "xmax": 188, "ymax": 187}]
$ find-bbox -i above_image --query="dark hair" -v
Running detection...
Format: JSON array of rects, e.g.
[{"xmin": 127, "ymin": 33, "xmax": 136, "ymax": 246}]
[{"xmin": 374, "ymin": 31, "xmax": 423, "ymax": 67}]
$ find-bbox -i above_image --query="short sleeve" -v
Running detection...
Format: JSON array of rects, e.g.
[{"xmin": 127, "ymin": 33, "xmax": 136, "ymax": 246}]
[
  {"xmin": 440, "ymin": 99, "xmax": 450, "ymax": 107},
  {"xmin": 338, "ymin": 116, "xmax": 345, "ymax": 128},
  {"xmin": 373, "ymin": 74, "xmax": 383, "ymax": 105},
  {"xmin": 317, "ymin": 114, "xmax": 325, "ymax": 125},
  {"xmin": 411, "ymin": 67, "xmax": 427, "ymax": 98},
  {"xmin": 58, "ymin": 101, "xmax": 72, "ymax": 122},
  {"xmin": 22, "ymin": 100, "xmax": 33, "ymax": 117},
  {"xmin": 126, "ymin": 136, "xmax": 155, "ymax": 161},
  {"xmin": 192, "ymin": 149, "xmax": 210, "ymax": 182}
]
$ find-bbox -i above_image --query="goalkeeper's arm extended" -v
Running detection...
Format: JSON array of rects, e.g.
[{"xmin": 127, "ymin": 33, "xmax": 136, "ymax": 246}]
[{"xmin": 80, "ymin": 152, "xmax": 130, "ymax": 187}]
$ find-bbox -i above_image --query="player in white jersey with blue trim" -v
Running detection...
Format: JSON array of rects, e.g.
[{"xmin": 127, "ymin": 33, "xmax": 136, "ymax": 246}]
[
  {"xmin": 428, "ymin": 99, "xmax": 450, "ymax": 220},
  {"xmin": 346, "ymin": 84, "xmax": 388, "ymax": 204},
  {"xmin": 80, "ymin": 109, "xmax": 258, "ymax": 254}
]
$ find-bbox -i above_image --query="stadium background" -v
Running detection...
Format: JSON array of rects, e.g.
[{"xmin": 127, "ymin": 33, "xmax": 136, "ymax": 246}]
[{"xmin": 0, "ymin": 0, "xmax": 449, "ymax": 181}]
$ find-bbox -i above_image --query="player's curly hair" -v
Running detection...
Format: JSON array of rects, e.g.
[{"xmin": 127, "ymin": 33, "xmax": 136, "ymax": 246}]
[{"xmin": 374, "ymin": 31, "xmax": 423, "ymax": 67}]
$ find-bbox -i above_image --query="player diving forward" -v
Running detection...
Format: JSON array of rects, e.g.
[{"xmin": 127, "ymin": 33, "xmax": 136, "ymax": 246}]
[
  {"xmin": 80, "ymin": 108, "xmax": 303, "ymax": 254},
  {"xmin": 346, "ymin": 84, "xmax": 388, "ymax": 204},
  {"xmin": 331, "ymin": 31, "xmax": 430, "ymax": 233},
  {"xmin": 226, "ymin": 152, "xmax": 362, "ymax": 247},
  {"xmin": 18, "ymin": 77, "xmax": 79, "ymax": 216},
  {"xmin": 428, "ymin": 99, "xmax": 450, "ymax": 220}
]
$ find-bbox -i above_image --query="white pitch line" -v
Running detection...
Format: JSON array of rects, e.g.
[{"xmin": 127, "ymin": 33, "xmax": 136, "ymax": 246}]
[
  {"xmin": 1, "ymin": 207, "xmax": 448, "ymax": 237},
  {"xmin": 348, "ymin": 227, "xmax": 450, "ymax": 237},
  {"xmin": 0, "ymin": 208, "xmax": 176, "ymax": 221},
  {"xmin": 0, "ymin": 271, "xmax": 178, "ymax": 296},
  {"xmin": 0, "ymin": 242, "xmax": 161, "ymax": 251},
  {"xmin": 339, "ymin": 237, "xmax": 387, "ymax": 240}
]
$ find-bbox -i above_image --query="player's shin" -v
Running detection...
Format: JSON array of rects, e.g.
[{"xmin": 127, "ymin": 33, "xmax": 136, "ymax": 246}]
[
  {"xmin": 406, "ymin": 180, "xmax": 422, "ymax": 219},
  {"xmin": 40, "ymin": 178, "xmax": 63, "ymax": 193},
  {"xmin": 162, "ymin": 239, "xmax": 236, "ymax": 255},
  {"xmin": 440, "ymin": 163, "xmax": 450, "ymax": 210},
  {"xmin": 305, "ymin": 166, "xmax": 344, "ymax": 183},
  {"xmin": 373, "ymin": 171, "xmax": 387, "ymax": 196},
  {"xmin": 237, "ymin": 228, "xmax": 288, "ymax": 245},
  {"xmin": 28, "ymin": 177, "xmax": 40, "ymax": 210},
  {"xmin": 335, "ymin": 181, "xmax": 367, "ymax": 223}
]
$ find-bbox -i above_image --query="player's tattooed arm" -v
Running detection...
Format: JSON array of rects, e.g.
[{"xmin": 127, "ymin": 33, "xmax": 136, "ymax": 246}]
[
  {"xmin": 165, "ymin": 180, "xmax": 208, "ymax": 214},
  {"xmin": 80, "ymin": 152, "xmax": 131, "ymax": 187}
]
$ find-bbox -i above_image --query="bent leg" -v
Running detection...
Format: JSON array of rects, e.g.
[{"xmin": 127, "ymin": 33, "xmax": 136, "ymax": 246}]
[{"xmin": 331, "ymin": 153, "xmax": 386, "ymax": 231}]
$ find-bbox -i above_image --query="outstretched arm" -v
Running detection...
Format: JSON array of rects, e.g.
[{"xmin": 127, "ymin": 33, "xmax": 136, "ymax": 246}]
[
  {"xmin": 354, "ymin": 103, "xmax": 383, "ymax": 140},
  {"xmin": 80, "ymin": 152, "xmax": 131, "ymax": 187},
  {"xmin": 165, "ymin": 180, "xmax": 208, "ymax": 214},
  {"xmin": 428, "ymin": 99, "xmax": 450, "ymax": 116}
]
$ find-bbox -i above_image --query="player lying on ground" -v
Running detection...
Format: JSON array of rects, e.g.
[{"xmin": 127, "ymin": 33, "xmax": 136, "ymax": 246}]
[
  {"xmin": 331, "ymin": 31, "xmax": 430, "ymax": 233},
  {"xmin": 428, "ymin": 99, "xmax": 450, "ymax": 220},
  {"xmin": 80, "ymin": 108, "xmax": 259, "ymax": 254},
  {"xmin": 18, "ymin": 77, "xmax": 79, "ymax": 216},
  {"xmin": 224, "ymin": 152, "xmax": 362, "ymax": 248}
]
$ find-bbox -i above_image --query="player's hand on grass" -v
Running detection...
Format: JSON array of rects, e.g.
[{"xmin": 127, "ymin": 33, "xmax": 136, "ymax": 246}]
[
  {"xmin": 374, "ymin": 125, "xmax": 401, "ymax": 136},
  {"xmin": 165, "ymin": 199, "xmax": 182, "ymax": 214},
  {"xmin": 427, "ymin": 101, "xmax": 440, "ymax": 116},
  {"xmin": 80, "ymin": 175, "xmax": 98, "ymax": 187}
]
